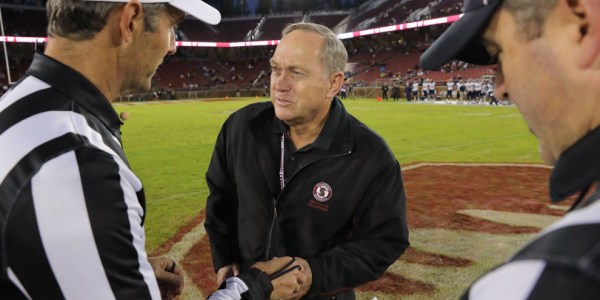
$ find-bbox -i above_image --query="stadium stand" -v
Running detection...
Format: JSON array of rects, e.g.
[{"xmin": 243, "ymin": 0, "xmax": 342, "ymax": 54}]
[
  {"xmin": 0, "ymin": 0, "xmax": 494, "ymax": 97},
  {"xmin": 179, "ymin": 17, "xmax": 261, "ymax": 42},
  {"xmin": 0, "ymin": 4, "xmax": 46, "ymax": 36},
  {"xmin": 257, "ymin": 14, "xmax": 303, "ymax": 40},
  {"xmin": 346, "ymin": 0, "xmax": 398, "ymax": 31},
  {"xmin": 429, "ymin": 0, "xmax": 463, "ymax": 18},
  {"xmin": 307, "ymin": 12, "xmax": 350, "ymax": 31}
]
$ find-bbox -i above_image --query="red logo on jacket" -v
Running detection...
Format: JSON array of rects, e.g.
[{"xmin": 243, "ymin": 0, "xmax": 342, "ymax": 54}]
[{"xmin": 313, "ymin": 182, "xmax": 332, "ymax": 202}]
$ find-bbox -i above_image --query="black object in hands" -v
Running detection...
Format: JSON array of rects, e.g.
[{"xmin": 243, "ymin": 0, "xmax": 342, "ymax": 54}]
[{"xmin": 268, "ymin": 257, "xmax": 302, "ymax": 280}]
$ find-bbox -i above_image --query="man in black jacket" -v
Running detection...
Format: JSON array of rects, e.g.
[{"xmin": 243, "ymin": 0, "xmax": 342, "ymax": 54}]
[
  {"xmin": 0, "ymin": 0, "xmax": 302, "ymax": 299},
  {"xmin": 421, "ymin": 0, "xmax": 600, "ymax": 298},
  {"xmin": 205, "ymin": 22, "xmax": 409, "ymax": 299}
]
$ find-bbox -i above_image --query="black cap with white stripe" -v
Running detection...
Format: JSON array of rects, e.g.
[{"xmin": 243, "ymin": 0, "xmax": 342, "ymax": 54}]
[{"xmin": 420, "ymin": 0, "xmax": 503, "ymax": 70}]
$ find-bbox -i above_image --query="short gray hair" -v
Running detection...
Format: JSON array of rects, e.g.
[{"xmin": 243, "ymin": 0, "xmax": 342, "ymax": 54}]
[
  {"xmin": 46, "ymin": 0, "xmax": 168, "ymax": 41},
  {"xmin": 502, "ymin": 0, "xmax": 557, "ymax": 41},
  {"xmin": 281, "ymin": 22, "xmax": 347, "ymax": 77}
]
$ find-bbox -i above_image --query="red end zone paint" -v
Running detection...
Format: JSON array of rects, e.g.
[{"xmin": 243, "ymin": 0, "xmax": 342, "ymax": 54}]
[{"xmin": 158, "ymin": 164, "xmax": 569, "ymax": 297}]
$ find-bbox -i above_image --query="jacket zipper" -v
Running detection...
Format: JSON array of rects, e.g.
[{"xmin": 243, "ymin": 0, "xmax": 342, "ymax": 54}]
[
  {"xmin": 265, "ymin": 197, "xmax": 278, "ymax": 259},
  {"xmin": 264, "ymin": 150, "xmax": 352, "ymax": 259}
]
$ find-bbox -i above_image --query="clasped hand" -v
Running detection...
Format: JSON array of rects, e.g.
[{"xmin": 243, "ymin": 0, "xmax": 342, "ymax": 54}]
[{"xmin": 218, "ymin": 257, "xmax": 312, "ymax": 300}]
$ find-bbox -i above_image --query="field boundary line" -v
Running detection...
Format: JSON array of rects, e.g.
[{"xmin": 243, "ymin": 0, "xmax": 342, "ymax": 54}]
[
  {"xmin": 166, "ymin": 220, "xmax": 207, "ymax": 299},
  {"xmin": 403, "ymin": 162, "xmax": 552, "ymax": 171}
]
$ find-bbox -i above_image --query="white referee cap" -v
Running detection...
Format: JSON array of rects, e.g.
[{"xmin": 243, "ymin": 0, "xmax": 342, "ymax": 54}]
[{"xmin": 85, "ymin": 0, "xmax": 221, "ymax": 25}]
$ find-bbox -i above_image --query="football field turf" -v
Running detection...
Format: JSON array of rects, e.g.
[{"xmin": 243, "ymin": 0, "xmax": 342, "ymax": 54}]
[
  {"xmin": 114, "ymin": 97, "xmax": 557, "ymax": 299},
  {"xmin": 115, "ymin": 97, "xmax": 541, "ymax": 251}
]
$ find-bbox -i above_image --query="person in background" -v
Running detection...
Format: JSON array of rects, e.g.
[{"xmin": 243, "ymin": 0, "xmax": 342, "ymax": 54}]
[
  {"xmin": 340, "ymin": 84, "xmax": 347, "ymax": 99},
  {"xmin": 382, "ymin": 83, "xmax": 389, "ymax": 100},
  {"xmin": 405, "ymin": 80, "xmax": 413, "ymax": 101},
  {"xmin": 412, "ymin": 80, "xmax": 419, "ymax": 100},
  {"xmin": 392, "ymin": 83, "xmax": 400, "ymax": 101},
  {"xmin": 446, "ymin": 78, "xmax": 454, "ymax": 100},
  {"xmin": 421, "ymin": 0, "xmax": 600, "ymax": 298}
]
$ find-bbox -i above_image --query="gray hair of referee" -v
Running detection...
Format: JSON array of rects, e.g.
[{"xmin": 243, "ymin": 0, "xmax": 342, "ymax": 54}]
[
  {"xmin": 502, "ymin": 0, "xmax": 557, "ymax": 41},
  {"xmin": 281, "ymin": 23, "xmax": 347, "ymax": 78},
  {"xmin": 46, "ymin": 0, "xmax": 168, "ymax": 41}
]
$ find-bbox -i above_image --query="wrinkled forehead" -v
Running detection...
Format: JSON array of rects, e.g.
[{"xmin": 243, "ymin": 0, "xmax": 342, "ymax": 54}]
[{"xmin": 273, "ymin": 32, "xmax": 324, "ymax": 62}]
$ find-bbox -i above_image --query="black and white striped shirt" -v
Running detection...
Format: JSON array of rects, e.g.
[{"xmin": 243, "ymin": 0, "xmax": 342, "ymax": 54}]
[
  {"xmin": 462, "ymin": 126, "xmax": 600, "ymax": 299},
  {"xmin": 0, "ymin": 54, "xmax": 160, "ymax": 299}
]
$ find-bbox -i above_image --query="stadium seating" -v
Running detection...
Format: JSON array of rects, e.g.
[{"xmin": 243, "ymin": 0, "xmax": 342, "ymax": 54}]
[
  {"xmin": 0, "ymin": 0, "xmax": 494, "ymax": 91},
  {"xmin": 346, "ymin": 0, "xmax": 394, "ymax": 31},
  {"xmin": 258, "ymin": 15, "xmax": 303, "ymax": 40},
  {"xmin": 0, "ymin": 5, "xmax": 46, "ymax": 36},
  {"xmin": 429, "ymin": 0, "xmax": 463, "ymax": 18},
  {"xmin": 307, "ymin": 12, "xmax": 349, "ymax": 31},
  {"xmin": 179, "ymin": 17, "xmax": 261, "ymax": 42}
]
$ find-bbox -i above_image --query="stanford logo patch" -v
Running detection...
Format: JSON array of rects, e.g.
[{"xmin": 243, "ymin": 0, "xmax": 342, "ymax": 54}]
[{"xmin": 312, "ymin": 182, "xmax": 332, "ymax": 202}]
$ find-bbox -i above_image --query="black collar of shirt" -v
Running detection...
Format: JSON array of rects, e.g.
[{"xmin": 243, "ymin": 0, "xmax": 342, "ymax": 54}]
[
  {"xmin": 26, "ymin": 53, "xmax": 122, "ymax": 136},
  {"xmin": 550, "ymin": 125, "xmax": 600, "ymax": 202},
  {"xmin": 271, "ymin": 98, "xmax": 342, "ymax": 152}
]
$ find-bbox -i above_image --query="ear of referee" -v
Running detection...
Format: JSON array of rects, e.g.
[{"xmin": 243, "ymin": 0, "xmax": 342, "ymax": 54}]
[{"xmin": 0, "ymin": 0, "xmax": 219, "ymax": 299}]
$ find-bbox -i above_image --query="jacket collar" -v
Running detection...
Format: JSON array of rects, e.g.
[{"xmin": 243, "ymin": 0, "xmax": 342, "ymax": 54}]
[
  {"xmin": 249, "ymin": 99, "xmax": 352, "ymax": 196},
  {"xmin": 270, "ymin": 97, "xmax": 344, "ymax": 151},
  {"xmin": 26, "ymin": 53, "xmax": 122, "ymax": 136},
  {"xmin": 550, "ymin": 126, "xmax": 600, "ymax": 202}
]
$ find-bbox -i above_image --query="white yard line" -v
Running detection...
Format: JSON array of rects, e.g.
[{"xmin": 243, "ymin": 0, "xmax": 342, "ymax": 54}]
[{"xmin": 166, "ymin": 221, "xmax": 208, "ymax": 299}]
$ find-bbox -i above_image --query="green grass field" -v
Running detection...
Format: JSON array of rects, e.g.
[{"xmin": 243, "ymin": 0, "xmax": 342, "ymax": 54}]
[{"xmin": 114, "ymin": 97, "xmax": 541, "ymax": 251}]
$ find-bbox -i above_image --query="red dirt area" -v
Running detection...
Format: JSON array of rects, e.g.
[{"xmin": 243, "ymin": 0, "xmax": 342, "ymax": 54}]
[
  {"xmin": 183, "ymin": 235, "xmax": 441, "ymax": 297},
  {"xmin": 166, "ymin": 165, "xmax": 574, "ymax": 298},
  {"xmin": 181, "ymin": 235, "xmax": 219, "ymax": 296},
  {"xmin": 358, "ymin": 271, "xmax": 435, "ymax": 295},
  {"xmin": 399, "ymin": 247, "xmax": 472, "ymax": 267},
  {"xmin": 150, "ymin": 212, "xmax": 204, "ymax": 256},
  {"xmin": 403, "ymin": 165, "xmax": 572, "ymax": 234}
]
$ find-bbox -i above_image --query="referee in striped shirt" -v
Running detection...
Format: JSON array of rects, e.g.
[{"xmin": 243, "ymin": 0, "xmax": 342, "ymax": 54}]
[
  {"xmin": 421, "ymin": 0, "xmax": 600, "ymax": 298},
  {"xmin": 0, "ymin": 0, "xmax": 220, "ymax": 298}
]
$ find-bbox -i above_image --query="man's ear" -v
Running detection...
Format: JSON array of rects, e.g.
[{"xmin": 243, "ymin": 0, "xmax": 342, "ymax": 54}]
[
  {"xmin": 573, "ymin": 0, "xmax": 600, "ymax": 68},
  {"xmin": 326, "ymin": 72, "xmax": 345, "ymax": 98},
  {"xmin": 119, "ymin": 2, "xmax": 143, "ymax": 44}
]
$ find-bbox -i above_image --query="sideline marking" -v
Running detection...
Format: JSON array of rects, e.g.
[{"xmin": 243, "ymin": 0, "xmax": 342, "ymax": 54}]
[
  {"xmin": 403, "ymin": 162, "xmax": 551, "ymax": 171},
  {"xmin": 458, "ymin": 209, "xmax": 560, "ymax": 229},
  {"xmin": 164, "ymin": 221, "xmax": 208, "ymax": 299}
]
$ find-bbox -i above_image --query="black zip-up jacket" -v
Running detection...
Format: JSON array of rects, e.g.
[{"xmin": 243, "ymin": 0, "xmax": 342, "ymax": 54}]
[{"xmin": 205, "ymin": 98, "xmax": 409, "ymax": 299}]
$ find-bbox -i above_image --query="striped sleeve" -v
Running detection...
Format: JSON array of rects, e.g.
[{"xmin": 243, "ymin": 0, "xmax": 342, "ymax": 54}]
[
  {"xmin": 464, "ymin": 260, "xmax": 546, "ymax": 299},
  {"xmin": 462, "ymin": 198, "xmax": 600, "ymax": 299},
  {"xmin": 1, "ymin": 75, "xmax": 160, "ymax": 299}
]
